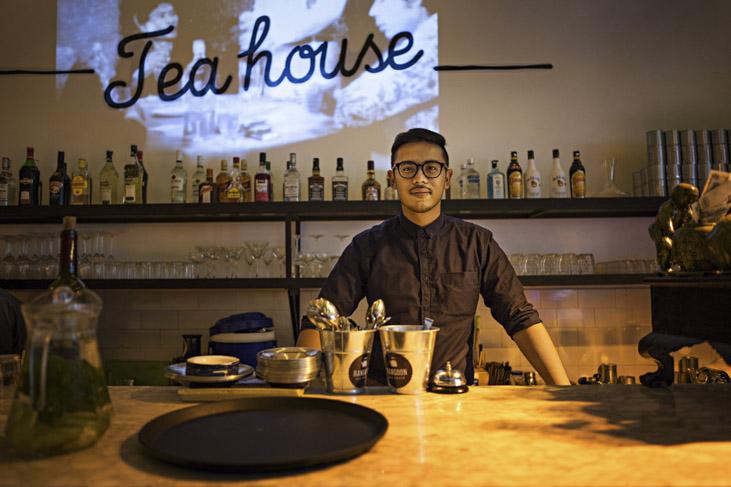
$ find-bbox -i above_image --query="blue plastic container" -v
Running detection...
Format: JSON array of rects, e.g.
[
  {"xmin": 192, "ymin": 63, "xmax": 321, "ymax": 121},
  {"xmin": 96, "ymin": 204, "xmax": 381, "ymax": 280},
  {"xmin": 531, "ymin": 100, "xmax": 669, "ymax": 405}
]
[{"xmin": 208, "ymin": 312, "xmax": 277, "ymax": 367}]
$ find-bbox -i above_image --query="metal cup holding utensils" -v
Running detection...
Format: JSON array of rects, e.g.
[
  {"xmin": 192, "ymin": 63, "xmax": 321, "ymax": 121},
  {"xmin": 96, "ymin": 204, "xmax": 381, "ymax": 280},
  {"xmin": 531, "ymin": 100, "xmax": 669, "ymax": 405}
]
[
  {"xmin": 307, "ymin": 298, "xmax": 390, "ymax": 394},
  {"xmin": 320, "ymin": 329, "xmax": 376, "ymax": 394}
]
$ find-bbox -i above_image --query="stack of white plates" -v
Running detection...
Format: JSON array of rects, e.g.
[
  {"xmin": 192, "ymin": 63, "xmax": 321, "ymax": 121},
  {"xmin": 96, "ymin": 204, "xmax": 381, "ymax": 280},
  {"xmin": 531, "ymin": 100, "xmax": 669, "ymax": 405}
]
[{"xmin": 256, "ymin": 347, "xmax": 322, "ymax": 387}]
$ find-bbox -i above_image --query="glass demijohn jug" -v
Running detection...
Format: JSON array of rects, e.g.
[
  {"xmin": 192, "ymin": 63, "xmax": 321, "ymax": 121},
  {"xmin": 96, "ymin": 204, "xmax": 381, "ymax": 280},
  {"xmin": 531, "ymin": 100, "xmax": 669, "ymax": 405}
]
[{"xmin": 4, "ymin": 286, "xmax": 111, "ymax": 457}]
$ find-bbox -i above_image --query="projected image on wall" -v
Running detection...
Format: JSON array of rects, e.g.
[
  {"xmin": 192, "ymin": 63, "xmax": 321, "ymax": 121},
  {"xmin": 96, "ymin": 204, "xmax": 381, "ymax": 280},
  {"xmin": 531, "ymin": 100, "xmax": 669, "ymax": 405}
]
[{"xmin": 56, "ymin": 0, "xmax": 439, "ymax": 155}]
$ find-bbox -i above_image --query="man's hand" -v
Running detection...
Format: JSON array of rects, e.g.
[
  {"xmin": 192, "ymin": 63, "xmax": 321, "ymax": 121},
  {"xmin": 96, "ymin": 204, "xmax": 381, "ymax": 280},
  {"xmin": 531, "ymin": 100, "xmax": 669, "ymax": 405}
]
[{"xmin": 512, "ymin": 323, "xmax": 571, "ymax": 385}]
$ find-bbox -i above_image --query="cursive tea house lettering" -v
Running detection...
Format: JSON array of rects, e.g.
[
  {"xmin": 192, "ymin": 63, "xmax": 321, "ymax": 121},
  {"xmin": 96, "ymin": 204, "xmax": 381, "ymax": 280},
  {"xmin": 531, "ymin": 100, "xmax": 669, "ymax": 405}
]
[{"xmin": 104, "ymin": 15, "xmax": 424, "ymax": 109}]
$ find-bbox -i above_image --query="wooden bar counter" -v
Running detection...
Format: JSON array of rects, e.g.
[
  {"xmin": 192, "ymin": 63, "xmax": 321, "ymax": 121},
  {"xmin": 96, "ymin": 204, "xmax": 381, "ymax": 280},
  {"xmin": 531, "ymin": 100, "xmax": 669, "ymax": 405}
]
[{"xmin": 2, "ymin": 385, "xmax": 731, "ymax": 486}]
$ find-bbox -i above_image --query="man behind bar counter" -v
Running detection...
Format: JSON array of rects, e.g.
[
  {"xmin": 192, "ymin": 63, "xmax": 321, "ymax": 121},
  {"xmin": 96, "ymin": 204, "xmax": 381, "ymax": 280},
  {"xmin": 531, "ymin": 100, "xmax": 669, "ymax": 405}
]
[{"xmin": 297, "ymin": 128, "xmax": 570, "ymax": 385}]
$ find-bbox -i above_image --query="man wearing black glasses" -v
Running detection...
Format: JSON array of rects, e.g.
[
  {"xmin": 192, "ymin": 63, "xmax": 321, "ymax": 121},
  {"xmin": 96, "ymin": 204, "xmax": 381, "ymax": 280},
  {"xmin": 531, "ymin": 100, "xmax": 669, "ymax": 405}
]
[{"xmin": 298, "ymin": 128, "xmax": 570, "ymax": 385}]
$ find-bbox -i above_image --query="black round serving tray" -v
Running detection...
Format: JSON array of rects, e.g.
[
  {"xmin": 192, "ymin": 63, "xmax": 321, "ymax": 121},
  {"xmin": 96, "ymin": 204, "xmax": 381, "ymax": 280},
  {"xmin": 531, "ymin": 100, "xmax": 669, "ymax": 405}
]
[{"xmin": 138, "ymin": 397, "xmax": 388, "ymax": 472}]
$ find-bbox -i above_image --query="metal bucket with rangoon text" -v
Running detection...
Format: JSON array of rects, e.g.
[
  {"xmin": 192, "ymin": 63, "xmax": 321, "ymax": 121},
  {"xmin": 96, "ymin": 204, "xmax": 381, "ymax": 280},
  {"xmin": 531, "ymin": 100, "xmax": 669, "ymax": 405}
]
[
  {"xmin": 378, "ymin": 325, "xmax": 439, "ymax": 394},
  {"xmin": 319, "ymin": 329, "xmax": 376, "ymax": 394}
]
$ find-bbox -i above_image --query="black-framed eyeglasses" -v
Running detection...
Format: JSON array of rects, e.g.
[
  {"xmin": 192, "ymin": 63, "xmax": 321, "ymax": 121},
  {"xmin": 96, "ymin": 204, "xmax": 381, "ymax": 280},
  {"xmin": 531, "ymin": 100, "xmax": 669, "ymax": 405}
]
[{"xmin": 393, "ymin": 160, "xmax": 447, "ymax": 179}]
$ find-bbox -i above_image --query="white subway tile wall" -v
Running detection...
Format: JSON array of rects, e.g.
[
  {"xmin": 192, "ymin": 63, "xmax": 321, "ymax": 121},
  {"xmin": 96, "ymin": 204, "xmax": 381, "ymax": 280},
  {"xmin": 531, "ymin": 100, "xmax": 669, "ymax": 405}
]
[{"xmin": 9, "ymin": 286, "xmax": 727, "ymax": 383}]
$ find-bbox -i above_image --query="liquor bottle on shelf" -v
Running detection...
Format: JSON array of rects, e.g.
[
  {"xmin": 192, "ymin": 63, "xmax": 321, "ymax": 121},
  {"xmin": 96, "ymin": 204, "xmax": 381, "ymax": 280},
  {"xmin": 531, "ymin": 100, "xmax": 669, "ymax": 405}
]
[
  {"xmin": 332, "ymin": 157, "xmax": 348, "ymax": 201},
  {"xmin": 457, "ymin": 161, "xmax": 467, "ymax": 199},
  {"xmin": 283, "ymin": 153, "xmax": 301, "ymax": 202},
  {"xmin": 191, "ymin": 155, "xmax": 206, "ymax": 203},
  {"xmin": 384, "ymin": 176, "xmax": 398, "ymax": 200},
  {"xmin": 524, "ymin": 150, "xmax": 542, "ymax": 199},
  {"xmin": 215, "ymin": 159, "xmax": 231, "ymax": 203},
  {"xmin": 198, "ymin": 168, "xmax": 218, "ymax": 203},
  {"xmin": 49, "ymin": 216, "xmax": 85, "ymax": 292},
  {"xmin": 225, "ymin": 157, "xmax": 244, "ymax": 203},
  {"xmin": 487, "ymin": 160, "xmax": 505, "ymax": 199},
  {"xmin": 308, "ymin": 157, "xmax": 325, "ymax": 201},
  {"xmin": 569, "ymin": 150, "xmax": 587, "ymax": 198},
  {"xmin": 71, "ymin": 158, "xmax": 92, "ymax": 205},
  {"xmin": 465, "ymin": 157, "xmax": 481, "ymax": 198},
  {"xmin": 362, "ymin": 160, "xmax": 381, "ymax": 200},
  {"xmin": 123, "ymin": 144, "xmax": 142, "ymax": 204},
  {"xmin": 98, "ymin": 150, "xmax": 119, "ymax": 205},
  {"xmin": 0, "ymin": 157, "xmax": 14, "ymax": 206},
  {"xmin": 137, "ymin": 149, "xmax": 149, "ymax": 203},
  {"xmin": 266, "ymin": 160, "xmax": 273, "ymax": 201},
  {"xmin": 550, "ymin": 149, "xmax": 568, "ymax": 198},
  {"xmin": 506, "ymin": 151, "xmax": 523, "ymax": 199},
  {"xmin": 240, "ymin": 158, "xmax": 252, "ymax": 202},
  {"xmin": 18, "ymin": 146, "xmax": 41, "ymax": 206},
  {"xmin": 49, "ymin": 151, "xmax": 70, "ymax": 206},
  {"xmin": 254, "ymin": 152, "xmax": 270, "ymax": 202},
  {"xmin": 170, "ymin": 150, "xmax": 188, "ymax": 203}
]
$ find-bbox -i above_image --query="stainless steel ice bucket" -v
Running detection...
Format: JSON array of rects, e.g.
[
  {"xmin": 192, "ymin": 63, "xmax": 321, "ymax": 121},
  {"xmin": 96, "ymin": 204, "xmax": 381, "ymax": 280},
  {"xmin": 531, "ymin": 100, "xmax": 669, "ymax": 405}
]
[{"xmin": 378, "ymin": 325, "xmax": 439, "ymax": 395}]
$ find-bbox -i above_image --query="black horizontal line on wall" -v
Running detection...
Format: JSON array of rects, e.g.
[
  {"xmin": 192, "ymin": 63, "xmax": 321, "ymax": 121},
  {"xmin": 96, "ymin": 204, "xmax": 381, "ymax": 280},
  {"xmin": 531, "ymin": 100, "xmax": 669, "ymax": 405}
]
[
  {"xmin": 0, "ymin": 69, "xmax": 96, "ymax": 75},
  {"xmin": 434, "ymin": 64, "xmax": 553, "ymax": 71}
]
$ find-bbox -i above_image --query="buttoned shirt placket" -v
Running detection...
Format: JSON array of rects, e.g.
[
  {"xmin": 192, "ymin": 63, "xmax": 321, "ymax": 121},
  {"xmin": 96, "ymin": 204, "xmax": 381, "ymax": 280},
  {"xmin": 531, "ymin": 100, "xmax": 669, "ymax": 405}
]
[{"xmin": 417, "ymin": 229, "xmax": 431, "ymax": 324}]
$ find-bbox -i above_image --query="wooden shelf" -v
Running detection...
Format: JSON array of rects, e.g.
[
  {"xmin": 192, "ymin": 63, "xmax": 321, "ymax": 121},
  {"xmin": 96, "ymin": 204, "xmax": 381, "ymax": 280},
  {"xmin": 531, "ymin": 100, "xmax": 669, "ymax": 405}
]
[
  {"xmin": 0, "ymin": 198, "xmax": 663, "ymax": 224},
  {"xmin": 0, "ymin": 274, "xmax": 655, "ymax": 290}
]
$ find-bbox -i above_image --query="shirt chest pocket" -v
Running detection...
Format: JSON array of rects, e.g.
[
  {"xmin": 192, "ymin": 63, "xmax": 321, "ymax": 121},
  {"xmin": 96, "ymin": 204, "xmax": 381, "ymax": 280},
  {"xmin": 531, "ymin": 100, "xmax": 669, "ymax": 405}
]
[{"xmin": 434, "ymin": 271, "xmax": 480, "ymax": 317}]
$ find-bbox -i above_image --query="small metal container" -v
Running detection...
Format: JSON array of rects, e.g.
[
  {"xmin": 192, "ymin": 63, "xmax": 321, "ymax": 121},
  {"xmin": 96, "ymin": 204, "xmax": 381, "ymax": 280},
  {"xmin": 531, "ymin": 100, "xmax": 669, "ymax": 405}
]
[
  {"xmin": 696, "ymin": 130, "xmax": 713, "ymax": 185},
  {"xmin": 711, "ymin": 129, "xmax": 729, "ymax": 171},
  {"xmin": 379, "ymin": 325, "xmax": 439, "ymax": 395},
  {"xmin": 632, "ymin": 171, "xmax": 642, "ymax": 196},
  {"xmin": 597, "ymin": 363, "xmax": 618, "ymax": 384},
  {"xmin": 666, "ymin": 164, "xmax": 682, "ymax": 192},
  {"xmin": 320, "ymin": 329, "xmax": 376, "ymax": 394},
  {"xmin": 648, "ymin": 178, "xmax": 667, "ymax": 197},
  {"xmin": 617, "ymin": 376, "xmax": 636, "ymax": 385},
  {"xmin": 665, "ymin": 130, "xmax": 682, "ymax": 166},
  {"xmin": 681, "ymin": 164, "xmax": 698, "ymax": 186},
  {"xmin": 640, "ymin": 168, "xmax": 648, "ymax": 196},
  {"xmin": 647, "ymin": 130, "xmax": 666, "ymax": 166}
]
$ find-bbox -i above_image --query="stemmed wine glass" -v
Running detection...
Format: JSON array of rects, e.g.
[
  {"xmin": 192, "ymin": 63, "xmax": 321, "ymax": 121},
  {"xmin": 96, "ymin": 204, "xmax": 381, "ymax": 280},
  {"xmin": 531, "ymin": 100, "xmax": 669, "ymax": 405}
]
[
  {"xmin": 246, "ymin": 241, "xmax": 269, "ymax": 277},
  {"xmin": 271, "ymin": 246, "xmax": 285, "ymax": 278}
]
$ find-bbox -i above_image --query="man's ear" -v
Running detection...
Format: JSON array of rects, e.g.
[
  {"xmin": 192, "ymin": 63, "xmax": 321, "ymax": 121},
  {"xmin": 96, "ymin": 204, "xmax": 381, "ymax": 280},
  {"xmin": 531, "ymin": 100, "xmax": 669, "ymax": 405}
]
[
  {"xmin": 387, "ymin": 169, "xmax": 394, "ymax": 185},
  {"xmin": 445, "ymin": 167, "xmax": 453, "ymax": 188}
]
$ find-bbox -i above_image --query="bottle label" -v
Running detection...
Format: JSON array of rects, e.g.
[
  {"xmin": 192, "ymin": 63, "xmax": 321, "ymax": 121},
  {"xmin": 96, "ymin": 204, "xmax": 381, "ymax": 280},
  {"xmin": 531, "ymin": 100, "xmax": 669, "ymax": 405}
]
[
  {"xmin": 552, "ymin": 176, "xmax": 568, "ymax": 197},
  {"xmin": 333, "ymin": 182, "xmax": 348, "ymax": 201},
  {"xmin": 242, "ymin": 179, "xmax": 252, "ymax": 202},
  {"xmin": 101, "ymin": 187, "xmax": 112, "ymax": 204},
  {"xmin": 309, "ymin": 182, "xmax": 324, "ymax": 201},
  {"xmin": 226, "ymin": 187, "xmax": 242, "ymax": 202},
  {"xmin": 49, "ymin": 181, "xmax": 63, "ymax": 195},
  {"xmin": 508, "ymin": 172, "xmax": 523, "ymax": 199},
  {"xmin": 255, "ymin": 179, "xmax": 269, "ymax": 201},
  {"xmin": 20, "ymin": 190, "xmax": 30, "ymax": 204},
  {"xmin": 490, "ymin": 174, "xmax": 505, "ymax": 199},
  {"xmin": 170, "ymin": 177, "xmax": 184, "ymax": 192},
  {"xmin": 124, "ymin": 180, "xmax": 136, "ymax": 202},
  {"xmin": 571, "ymin": 171, "xmax": 586, "ymax": 198},
  {"xmin": 71, "ymin": 176, "xmax": 85, "ymax": 197},
  {"xmin": 365, "ymin": 186, "xmax": 379, "ymax": 201},
  {"xmin": 283, "ymin": 181, "xmax": 300, "ymax": 202},
  {"xmin": 0, "ymin": 183, "xmax": 8, "ymax": 204},
  {"xmin": 200, "ymin": 187, "xmax": 212, "ymax": 203},
  {"xmin": 525, "ymin": 176, "xmax": 541, "ymax": 198}
]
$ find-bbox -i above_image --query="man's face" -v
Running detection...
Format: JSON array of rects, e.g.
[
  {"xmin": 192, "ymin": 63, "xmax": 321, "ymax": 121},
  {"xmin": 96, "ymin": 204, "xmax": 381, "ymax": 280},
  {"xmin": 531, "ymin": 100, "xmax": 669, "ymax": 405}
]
[{"xmin": 390, "ymin": 141, "xmax": 451, "ymax": 214}]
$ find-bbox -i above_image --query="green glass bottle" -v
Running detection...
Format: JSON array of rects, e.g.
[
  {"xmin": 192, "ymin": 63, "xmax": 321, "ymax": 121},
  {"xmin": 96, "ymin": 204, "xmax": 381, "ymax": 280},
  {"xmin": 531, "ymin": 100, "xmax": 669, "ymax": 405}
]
[{"xmin": 49, "ymin": 216, "xmax": 85, "ymax": 292}]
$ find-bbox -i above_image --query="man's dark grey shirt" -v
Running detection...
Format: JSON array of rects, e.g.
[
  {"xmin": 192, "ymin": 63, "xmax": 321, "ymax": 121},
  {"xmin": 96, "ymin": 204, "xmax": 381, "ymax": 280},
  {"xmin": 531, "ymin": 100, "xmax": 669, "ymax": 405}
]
[{"xmin": 307, "ymin": 211, "xmax": 541, "ymax": 383}]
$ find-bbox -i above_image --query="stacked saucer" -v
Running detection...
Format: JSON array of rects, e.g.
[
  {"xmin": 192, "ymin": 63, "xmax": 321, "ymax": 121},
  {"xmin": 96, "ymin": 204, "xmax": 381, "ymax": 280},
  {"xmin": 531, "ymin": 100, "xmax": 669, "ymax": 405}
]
[{"xmin": 256, "ymin": 347, "xmax": 322, "ymax": 388}]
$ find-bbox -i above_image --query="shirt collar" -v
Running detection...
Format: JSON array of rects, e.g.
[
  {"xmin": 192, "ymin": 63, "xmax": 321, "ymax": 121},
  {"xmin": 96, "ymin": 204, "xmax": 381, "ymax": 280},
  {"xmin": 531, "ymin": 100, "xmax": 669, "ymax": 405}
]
[{"xmin": 397, "ymin": 210, "xmax": 446, "ymax": 238}]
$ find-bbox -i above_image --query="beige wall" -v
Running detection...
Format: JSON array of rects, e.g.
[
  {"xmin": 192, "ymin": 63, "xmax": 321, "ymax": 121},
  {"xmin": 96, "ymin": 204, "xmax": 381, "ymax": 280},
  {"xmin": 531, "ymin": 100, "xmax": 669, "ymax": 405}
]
[{"xmin": 1, "ymin": 0, "xmax": 729, "ymax": 196}]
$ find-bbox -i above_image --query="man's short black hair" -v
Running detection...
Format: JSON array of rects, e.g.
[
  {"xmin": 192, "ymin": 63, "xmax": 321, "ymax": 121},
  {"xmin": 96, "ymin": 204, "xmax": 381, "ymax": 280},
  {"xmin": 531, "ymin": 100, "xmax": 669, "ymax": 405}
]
[{"xmin": 391, "ymin": 128, "xmax": 449, "ymax": 166}]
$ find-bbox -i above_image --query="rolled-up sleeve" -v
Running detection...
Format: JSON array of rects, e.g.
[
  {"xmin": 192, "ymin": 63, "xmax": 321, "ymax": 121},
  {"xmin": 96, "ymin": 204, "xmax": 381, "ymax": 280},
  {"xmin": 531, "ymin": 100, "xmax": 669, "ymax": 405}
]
[{"xmin": 480, "ymin": 235, "xmax": 541, "ymax": 337}]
